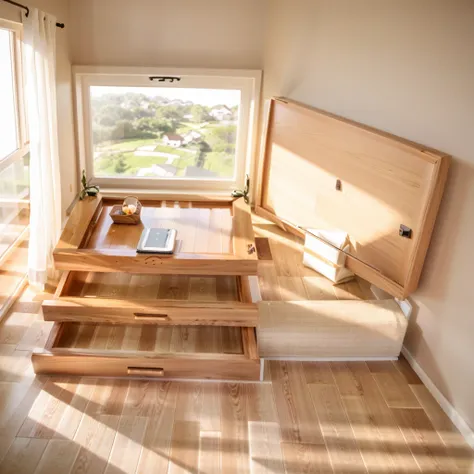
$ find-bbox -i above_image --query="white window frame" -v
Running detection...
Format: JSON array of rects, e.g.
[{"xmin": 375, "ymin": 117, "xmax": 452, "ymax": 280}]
[
  {"xmin": 0, "ymin": 18, "xmax": 29, "ymax": 174},
  {"xmin": 74, "ymin": 66, "xmax": 261, "ymax": 195}
]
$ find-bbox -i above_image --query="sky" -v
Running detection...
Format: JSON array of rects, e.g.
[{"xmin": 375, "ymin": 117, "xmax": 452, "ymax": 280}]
[{"xmin": 90, "ymin": 86, "xmax": 240, "ymax": 107}]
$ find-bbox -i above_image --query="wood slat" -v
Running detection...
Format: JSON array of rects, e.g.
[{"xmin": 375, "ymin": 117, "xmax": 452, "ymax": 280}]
[
  {"xmin": 247, "ymin": 384, "xmax": 285, "ymax": 474},
  {"xmin": 0, "ymin": 437, "xmax": 48, "ymax": 474},
  {"xmin": 221, "ymin": 383, "xmax": 249, "ymax": 474},
  {"xmin": 392, "ymin": 407, "xmax": 459, "ymax": 472},
  {"xmin": 270, "ymin": 361, "xmax": 324, "ymax": 445},
  {"xmin": 232, "ymin": 198, "xmax": 257, "ymax": 261},
  {"xmin": 34, "ymin": 439, "xmax": 80, "ymax": 474},
  {"xmin": 368, "ymin": 361, "xmax": 421, "ymax": 409},
  {"xmin": 411, "ymin": 384, "xmax": 474, "ymax": 471},
  {"xmin": 309, "ymin": 384, "xmax": 367, "ymax": 473}
]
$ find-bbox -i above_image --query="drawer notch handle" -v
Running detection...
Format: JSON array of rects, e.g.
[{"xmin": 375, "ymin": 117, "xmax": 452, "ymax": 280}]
[
  {"xmin": 133, "ymin": 313, "xmax": 169, "ymax": 321},
  {"xmin": 127, "ymin": 367, "xmax": 165, "ymax": 377}
]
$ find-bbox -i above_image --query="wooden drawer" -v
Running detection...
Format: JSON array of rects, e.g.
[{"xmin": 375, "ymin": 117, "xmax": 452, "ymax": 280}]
[
  {"xmin": 42, "ymin": 271, "xmax": 260, "ymax": 326},
  {"xmin": 258, "ymin": 300, "xmax": 408, "ymax": 359},
  {"xmin": 32, "ymin": 322, "xmax": 261, "ymax": 381}
]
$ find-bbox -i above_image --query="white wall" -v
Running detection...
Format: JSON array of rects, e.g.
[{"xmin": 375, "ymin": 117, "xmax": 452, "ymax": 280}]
[
  {"xmin": 264, "ymin": 0, "xmax": 474, "ymax": 429},
  {"xmin": 69, "ymin": 0, "xmax": 266, "ymax": 69},
  {"xmin": 0, "ymin": 0, "xmax": 77, "ymax": 217}
]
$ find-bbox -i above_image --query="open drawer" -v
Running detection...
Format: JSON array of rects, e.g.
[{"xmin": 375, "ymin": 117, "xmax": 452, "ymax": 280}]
[
  {"xmin": 32, "ymin": 323, "xmax": 261, "ymax": 381},
  {"xmin": 42, "ymin": 271, "xmax": 260, "ymax": 326}
]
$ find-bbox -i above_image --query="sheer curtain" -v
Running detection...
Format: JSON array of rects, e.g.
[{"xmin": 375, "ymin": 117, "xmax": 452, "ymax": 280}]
[{"xmin": 23, "ymin": 9, "xmax": 62, "ymax": 287}]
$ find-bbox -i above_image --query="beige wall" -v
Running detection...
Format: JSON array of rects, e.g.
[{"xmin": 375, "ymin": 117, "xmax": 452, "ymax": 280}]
[
  {"xmin": 0, "ymin": 0, "xmax": 77, "ymax": 217},
  {"xmin": 264, "ymin": 0, "xmax": 474, "ymax": 429},
  {"xmin": 69, "ymin": 0, "xmax": 266, "ymax": 69}
]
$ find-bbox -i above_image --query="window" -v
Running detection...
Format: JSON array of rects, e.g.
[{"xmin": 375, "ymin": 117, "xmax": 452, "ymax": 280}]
[
  {"xmin": 75, "ymin": 67, "xmax": 261, "ymax": 193},
  {"xmin": 0, "ymin": 19, "xmax": 29, "ymax": 264}
]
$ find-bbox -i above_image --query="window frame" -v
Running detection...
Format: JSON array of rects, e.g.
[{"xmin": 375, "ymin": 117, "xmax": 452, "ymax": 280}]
[
  {"xmin": 0, "ymin": 18, "xmax": 29, "ymax": 173},
  {"xmin": 74, "ymin": 66, "xmax": 261, "ymax": 195}
]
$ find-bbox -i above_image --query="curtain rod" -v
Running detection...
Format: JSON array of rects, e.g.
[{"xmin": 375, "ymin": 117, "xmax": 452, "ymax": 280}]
[{"xmin": 2, "ymin": 0, "xmax": 65, "ymax": 28}]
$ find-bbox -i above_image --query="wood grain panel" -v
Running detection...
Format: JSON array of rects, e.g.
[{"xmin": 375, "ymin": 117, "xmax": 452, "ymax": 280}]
[
  {"xmin": 256, "ymin": 98, "xmax": 450, "ymax": 297},
  {"xmin": 392, "ymin": 407, "xmax": 458, "ymax": 472},
  {"xmin": 0, "ymin": 437, "xmax": 48, "ymax": 474},
  {"xmin": 411, "ymin": 384, "xmax": 474, "ymax": 471},
  {"xmin": 221, "ymin": 383, "xmax": 249, "ymax": 474},
  {"xmin": 56, "ymin": 195, "xmax": 102, "ymax": 250},
  {"xmin": 270, "ymin": 361, "xmax": 323, "ymax": 445},
  {"xmin": 309, "ymin": 384, "xmax": 366, "ymax": 473},
  {"xmin": 368, "ymin": 362, "xmax": 421, "ymax": 409},
  {"xmin": 35, "ymin": 440, "xmax": 80, "ymax": 474},
  {"xmin": 258, "ymin": 300, "xmax": 407, "ymax": 358}
]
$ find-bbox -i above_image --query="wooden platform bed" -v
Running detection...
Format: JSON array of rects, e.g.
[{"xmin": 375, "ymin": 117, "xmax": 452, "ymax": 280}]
[
  {"xmin": 33, "ymin": 196, "xmax": 262, "ymax": 381},
  {"xmin": 34, "ymin": 97, "xmax": 450, "ymax": 379}
]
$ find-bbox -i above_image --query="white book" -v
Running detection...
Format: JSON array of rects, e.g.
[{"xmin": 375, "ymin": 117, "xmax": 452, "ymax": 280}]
[
  {"xmin": 303, "ymin": 229, "xmax": 354, "ymax": 284},
  {"xmin": 304, "ymin": 229, "xmax": 349, "ymax": 266}
]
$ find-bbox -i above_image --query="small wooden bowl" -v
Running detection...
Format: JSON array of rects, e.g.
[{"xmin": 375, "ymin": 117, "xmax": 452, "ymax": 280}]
[{"xmin": 109, "ymin": 197, "xmax": 142, "ymax": 225}]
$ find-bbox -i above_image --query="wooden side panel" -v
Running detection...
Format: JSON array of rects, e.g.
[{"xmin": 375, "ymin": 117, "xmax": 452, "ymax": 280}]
[
  {"xmin": 232, "ymin": 198, "xmax": 258, "ymax": 260},
  {"xmin": 256, "ymin": 98, "xmax": 449, "ymax": 297},
  {"xmin": 258, "ymin": 299, "xmax": 408, "ymax": 358},
  {"xmin": 56, "ymin": 195, "xmax": 103, "ymax": 250}
]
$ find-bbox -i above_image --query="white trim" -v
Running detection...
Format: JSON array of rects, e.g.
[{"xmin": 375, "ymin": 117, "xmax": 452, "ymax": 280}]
[
  {"xmin": 261, "ymin": 356, "xmax": 398, "ymax": 362},
  {"xmin": 73, "ymin": 65, "xmax": 262, "ymax": 79},
  {"xmin": 0, "ymin": 20, "xmax": 28, "ymax": 165},
  {"xmin": 395, "ymin": 298, "xmax": 413, "ymax": 319},
  {"xmin": 73, "ymin": 66, "xmax": 261, "ymax": 194},
  {"xmin": 0, "ymin": 144, "xmax": 29, "ymax": 173},
  {"xmin": 402, "ymin": 346, "xmax": 474, "ymax": 449}
]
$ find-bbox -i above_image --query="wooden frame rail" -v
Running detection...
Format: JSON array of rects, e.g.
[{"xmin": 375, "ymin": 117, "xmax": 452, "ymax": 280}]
[{"xmin": 54, "ymin": 194, "xmax": 258, "ymax": 276}]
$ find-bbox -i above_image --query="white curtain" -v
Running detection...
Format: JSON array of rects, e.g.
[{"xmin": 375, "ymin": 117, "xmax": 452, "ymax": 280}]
[{"xmin": 23, "ymin": 9, "xmax": 62, "ymax": 287}]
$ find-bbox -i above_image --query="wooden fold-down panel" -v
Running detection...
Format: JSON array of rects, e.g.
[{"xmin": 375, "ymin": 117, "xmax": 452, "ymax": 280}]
[
  {"xmin": 54, "ymin": 196, "xmax": 258, "ymax": 276},
  {"xmin": 32, "ymin": 322, "xmax": 260, "ymax": 381},
  {"xmin": 255, "ymin": 98, "xmax": 450, "ymax": 298}
]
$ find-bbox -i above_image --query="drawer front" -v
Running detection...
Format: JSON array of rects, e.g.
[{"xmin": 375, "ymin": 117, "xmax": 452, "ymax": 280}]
[
  {"xmin": 32, "ymin": 352, "xmax": 261, "ymax": 381},
  {"xmin": 42, "ymin": 299, "xmax": 258, "ymax": 326},
  {"xmin": 32, "ymin": 322, "xmax": 261, "ymax": 381}
]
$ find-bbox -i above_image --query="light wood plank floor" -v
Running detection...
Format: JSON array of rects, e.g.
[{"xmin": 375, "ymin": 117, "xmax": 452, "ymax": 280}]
[{"xmin": 0, "ymin": 219, "xmax": 472, "ymax": 473}]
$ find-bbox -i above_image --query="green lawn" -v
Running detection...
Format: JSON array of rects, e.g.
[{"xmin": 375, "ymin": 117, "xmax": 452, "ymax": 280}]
[
  {"xmin": 94, "ymin": 135, "xmax": 234, "ymax": 178},
  {"xmin": 97, "ymin": 138, "xmax": 159, "ymax": 152},
  {"xmin": 153, "ymin": 144, "xmax": 190, "ymax": 157}
]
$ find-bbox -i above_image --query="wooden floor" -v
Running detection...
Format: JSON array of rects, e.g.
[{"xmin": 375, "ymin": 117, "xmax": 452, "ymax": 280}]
[{"xmin": 0, "ymin": 218, "xmax": 472, "ymax": 473}]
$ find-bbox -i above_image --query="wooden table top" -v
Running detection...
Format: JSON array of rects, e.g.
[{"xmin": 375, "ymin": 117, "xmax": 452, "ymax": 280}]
[{"xmin": 85, "ymin": 202, "xmax": 234, "ymax": 254}]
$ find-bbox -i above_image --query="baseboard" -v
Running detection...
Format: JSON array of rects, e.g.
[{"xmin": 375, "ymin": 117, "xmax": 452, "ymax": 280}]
[
  {"xmin": 261, "ymin": 356, "xmax": 398, "ymax": 362},
  {"xmin": 402, "ymin": 346, "xmax": 474, "ymax": 449}
]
